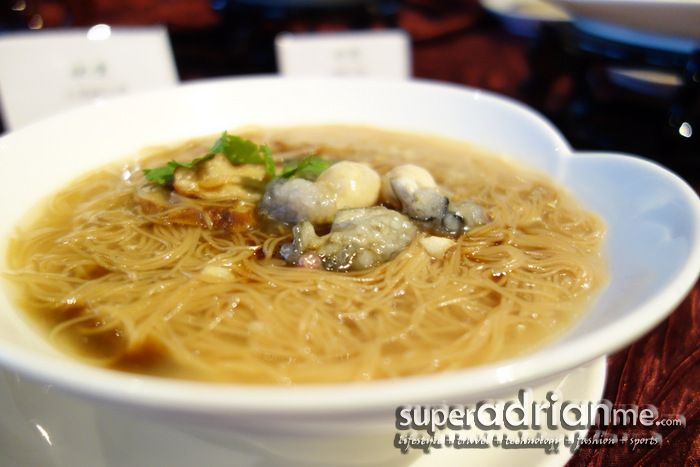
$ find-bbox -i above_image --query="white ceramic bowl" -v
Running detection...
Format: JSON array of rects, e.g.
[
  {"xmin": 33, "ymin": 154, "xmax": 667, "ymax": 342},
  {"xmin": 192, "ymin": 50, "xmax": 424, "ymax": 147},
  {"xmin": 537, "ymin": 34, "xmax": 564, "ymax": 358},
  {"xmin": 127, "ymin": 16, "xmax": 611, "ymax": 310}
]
[{"xmin": 0, "ymin": 77, "xmax": 698, "ymax": 465}]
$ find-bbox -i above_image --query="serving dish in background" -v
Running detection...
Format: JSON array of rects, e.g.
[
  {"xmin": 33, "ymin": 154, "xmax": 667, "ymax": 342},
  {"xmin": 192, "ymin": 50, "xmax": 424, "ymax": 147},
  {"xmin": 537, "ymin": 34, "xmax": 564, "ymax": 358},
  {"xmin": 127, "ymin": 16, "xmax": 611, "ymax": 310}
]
[
  {"xmin": 0, "ymin": 77, "xmax": 698, "ymax": 465},
  {"xmin": 480, "ymin": 0, "xmax": 569, "ymax": 38},
  {"xmin": 553, "ymin": 0, "xmax": 700, "ymax": 52}
]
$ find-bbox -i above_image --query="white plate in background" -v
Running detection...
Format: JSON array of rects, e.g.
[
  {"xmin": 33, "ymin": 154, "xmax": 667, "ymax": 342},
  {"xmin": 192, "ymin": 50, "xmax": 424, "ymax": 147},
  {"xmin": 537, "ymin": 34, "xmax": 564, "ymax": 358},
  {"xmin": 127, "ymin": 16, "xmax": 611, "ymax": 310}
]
[
  {"xmin": 481, "ymin": 0, "xmax": 569, "ymax": 37},
  {"xmin": 554, "ymin": 0, "xmax": 700, "ymax": 52}
]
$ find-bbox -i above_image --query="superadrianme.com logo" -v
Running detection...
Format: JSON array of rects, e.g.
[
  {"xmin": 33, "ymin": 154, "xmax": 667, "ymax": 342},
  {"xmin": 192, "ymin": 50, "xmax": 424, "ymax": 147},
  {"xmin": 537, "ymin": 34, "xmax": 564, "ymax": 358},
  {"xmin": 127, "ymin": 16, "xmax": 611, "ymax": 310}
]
[{"xmin": 394, "ymin": 389, "xmax": 685, "ymax": 455}]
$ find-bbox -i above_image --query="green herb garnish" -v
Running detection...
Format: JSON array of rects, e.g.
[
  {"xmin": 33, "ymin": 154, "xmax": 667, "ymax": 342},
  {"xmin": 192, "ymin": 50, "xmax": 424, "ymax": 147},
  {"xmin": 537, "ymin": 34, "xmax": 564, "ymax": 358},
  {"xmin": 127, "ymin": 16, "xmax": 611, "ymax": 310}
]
[
  {"xmin": 143, "ymin": 132, "xmax": 275, "ymax": 186},
  {"xmin": 211, "ymin": 132, "xmax": 276, "ymax": 178},
  {"xmin": 279, "ymin": 155, "xmax": 333, "ymax": 181},
  {"xmin": 143, "ymin": 154, "xmax": 215, "ymax": 185}
]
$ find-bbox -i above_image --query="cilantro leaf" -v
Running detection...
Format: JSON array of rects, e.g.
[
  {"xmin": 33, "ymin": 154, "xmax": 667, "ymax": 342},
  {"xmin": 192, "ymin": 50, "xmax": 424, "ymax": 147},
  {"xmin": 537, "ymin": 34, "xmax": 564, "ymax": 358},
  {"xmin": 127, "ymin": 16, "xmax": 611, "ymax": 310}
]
[
  {"xmin": 143, "ymin": 163, "xmax": 178, "ymax": 185},
  {"xmin": 143, "ymin": 132, "xmax": 274, "ymax": 186},
  {"xmin": 213, "ymin": 132, "xmax": 276, "ymax": 177},
  {"xmin": 143, "ymin": 154, "xmax": 215, "ymax": 185},
  {"xmin": 280, "ymin": 155, "xmax": 332, "ymax": 180}
]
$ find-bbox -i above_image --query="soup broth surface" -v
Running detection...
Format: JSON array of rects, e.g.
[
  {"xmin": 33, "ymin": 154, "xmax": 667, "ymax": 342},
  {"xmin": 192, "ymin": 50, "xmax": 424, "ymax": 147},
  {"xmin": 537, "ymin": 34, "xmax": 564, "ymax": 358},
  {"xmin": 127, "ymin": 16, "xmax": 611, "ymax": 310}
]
[{"xmin": 5, "ymin": 126, "xmax": 606, "ymax": 383}]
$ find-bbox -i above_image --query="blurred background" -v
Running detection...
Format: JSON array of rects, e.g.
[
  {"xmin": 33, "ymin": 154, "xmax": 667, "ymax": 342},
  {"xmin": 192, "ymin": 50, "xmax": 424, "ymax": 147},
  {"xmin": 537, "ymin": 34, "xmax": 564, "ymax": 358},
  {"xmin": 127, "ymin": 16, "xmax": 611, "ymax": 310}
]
[{"xmin": 0, "ymin": 0, "xmax": 698, "ymax": 186}]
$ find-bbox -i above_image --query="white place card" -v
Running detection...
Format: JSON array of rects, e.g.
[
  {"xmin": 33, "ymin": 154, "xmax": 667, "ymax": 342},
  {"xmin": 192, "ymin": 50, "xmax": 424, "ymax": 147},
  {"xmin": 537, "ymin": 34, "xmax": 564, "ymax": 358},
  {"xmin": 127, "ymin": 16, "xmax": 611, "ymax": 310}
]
[
  {"xmin": 275, "ymin": 30, "xmax": 411, "ymax": 80},
  {"xmin": 0, "ymin": 26, "xmax": 178, "ymax": 130}
]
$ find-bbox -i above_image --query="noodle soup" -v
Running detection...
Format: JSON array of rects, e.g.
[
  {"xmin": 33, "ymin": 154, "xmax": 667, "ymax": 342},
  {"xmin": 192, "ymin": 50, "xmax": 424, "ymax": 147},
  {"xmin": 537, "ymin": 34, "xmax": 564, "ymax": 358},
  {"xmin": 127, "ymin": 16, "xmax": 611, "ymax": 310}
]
[{"xmin": 4, "ymin": 125, "xmax": 606, "ymax": 384}]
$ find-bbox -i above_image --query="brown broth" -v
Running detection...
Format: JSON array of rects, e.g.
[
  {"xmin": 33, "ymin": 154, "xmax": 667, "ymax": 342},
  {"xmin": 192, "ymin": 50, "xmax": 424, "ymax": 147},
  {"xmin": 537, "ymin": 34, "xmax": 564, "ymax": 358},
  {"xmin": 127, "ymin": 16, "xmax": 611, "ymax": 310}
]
[{"xmin": 4, "ymin": 126, "xmax": 607, "ymax": 383}]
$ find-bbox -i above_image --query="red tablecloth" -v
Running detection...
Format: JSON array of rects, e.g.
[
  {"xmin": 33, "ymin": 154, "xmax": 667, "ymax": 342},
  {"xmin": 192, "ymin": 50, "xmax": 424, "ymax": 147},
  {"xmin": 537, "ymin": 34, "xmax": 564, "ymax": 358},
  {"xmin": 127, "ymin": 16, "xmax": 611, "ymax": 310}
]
[{"xmin": 568, "ymin": 286, "xmax": 700, "ymax": 465}]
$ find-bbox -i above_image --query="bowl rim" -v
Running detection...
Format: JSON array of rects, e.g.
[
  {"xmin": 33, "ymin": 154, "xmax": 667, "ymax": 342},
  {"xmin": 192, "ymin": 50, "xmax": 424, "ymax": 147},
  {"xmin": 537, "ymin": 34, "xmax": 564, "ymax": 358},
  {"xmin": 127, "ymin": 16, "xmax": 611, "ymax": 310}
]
[{"xmin": 0, "ymin": 76, "xmax": 698, "ymax": 416}]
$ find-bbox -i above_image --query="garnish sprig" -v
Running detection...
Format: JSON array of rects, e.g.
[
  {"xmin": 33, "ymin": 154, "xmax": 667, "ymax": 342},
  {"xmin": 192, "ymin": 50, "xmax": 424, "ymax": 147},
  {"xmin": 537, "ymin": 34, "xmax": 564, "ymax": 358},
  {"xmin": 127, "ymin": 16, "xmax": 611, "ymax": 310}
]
[{"xmin": 144, "ymin": 132, "xmax": 275, "ymax": 186}]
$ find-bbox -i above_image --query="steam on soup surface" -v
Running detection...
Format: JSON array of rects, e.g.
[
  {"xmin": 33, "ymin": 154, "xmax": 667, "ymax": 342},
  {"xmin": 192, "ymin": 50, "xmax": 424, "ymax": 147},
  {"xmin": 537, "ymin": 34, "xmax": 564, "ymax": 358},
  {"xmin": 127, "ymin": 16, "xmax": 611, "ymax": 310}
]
[{"xmin": 5, "ymin": 126, "xmax": 606, "ymax": 384}]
